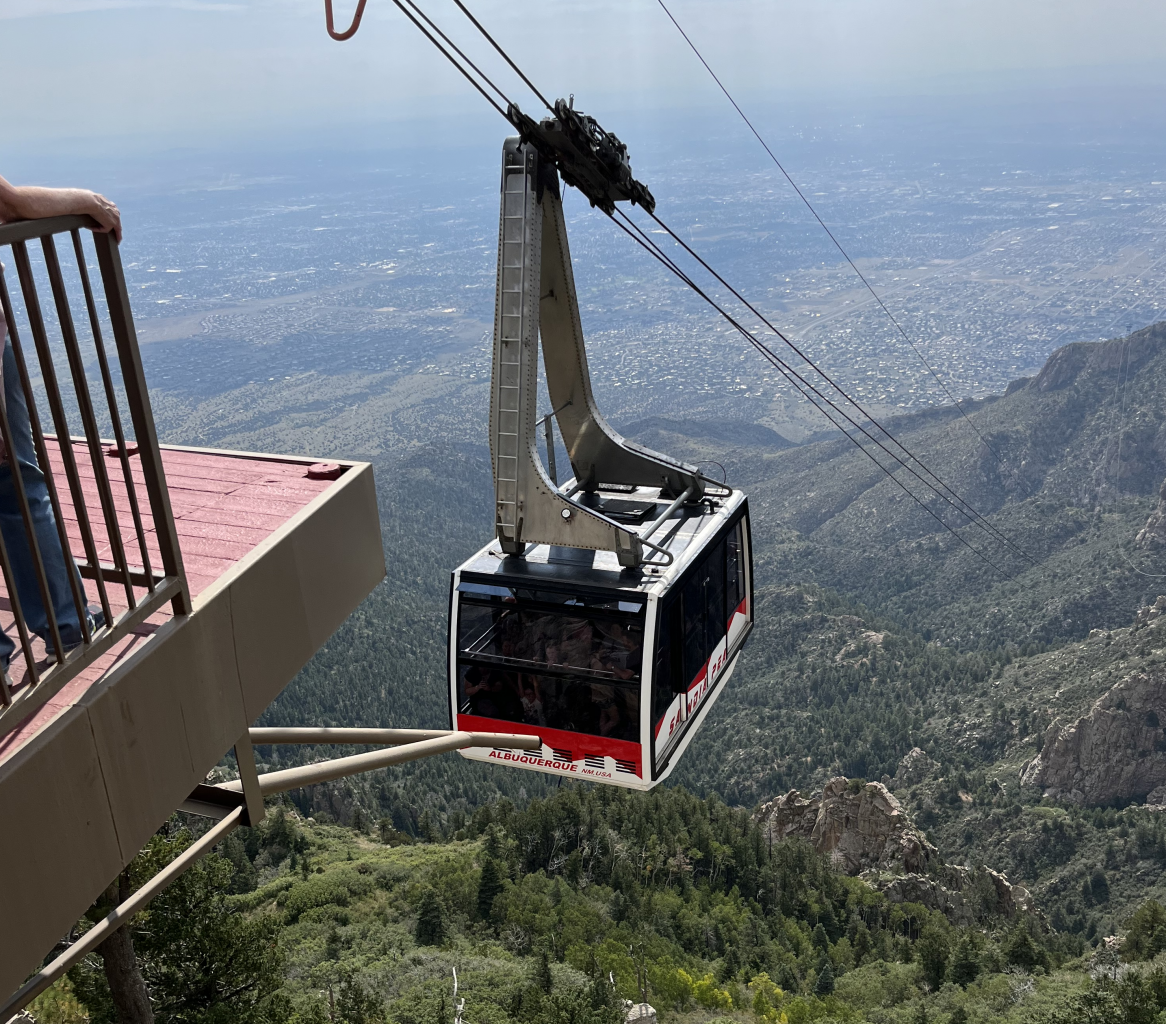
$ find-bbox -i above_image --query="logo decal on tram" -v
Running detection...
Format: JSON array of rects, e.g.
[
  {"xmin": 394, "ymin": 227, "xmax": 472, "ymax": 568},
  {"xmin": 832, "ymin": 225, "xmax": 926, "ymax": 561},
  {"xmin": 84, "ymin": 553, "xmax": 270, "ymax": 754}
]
[{"xmin": 655, "ymin": 594, "xmax": 750, "ymax": 751}]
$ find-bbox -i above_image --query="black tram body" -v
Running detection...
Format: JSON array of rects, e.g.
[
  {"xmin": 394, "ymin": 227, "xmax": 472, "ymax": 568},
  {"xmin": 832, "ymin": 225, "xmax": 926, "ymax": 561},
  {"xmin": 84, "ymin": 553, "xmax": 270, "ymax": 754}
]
[{"xmin": 448, "ymin": 487, "xmax": 753, "ymax": 790}]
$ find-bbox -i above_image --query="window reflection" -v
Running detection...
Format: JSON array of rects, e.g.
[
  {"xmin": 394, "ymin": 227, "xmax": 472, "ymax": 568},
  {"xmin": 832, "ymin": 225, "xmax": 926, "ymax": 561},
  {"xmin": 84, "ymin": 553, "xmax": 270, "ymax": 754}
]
[
  {"xmin": 652, "ymin": 516, "xmax": 748, "ymax": 756},
  {"xmin": 457, "ymin": 584, "xmax": 644, "ymax": 742},
  {"xmin": 458, "ymin": 664, "xmax": 639, "ymax": 741},
  {"xmin": 459, "ymin": 598, "xmax": 643, "ymax": 681}
]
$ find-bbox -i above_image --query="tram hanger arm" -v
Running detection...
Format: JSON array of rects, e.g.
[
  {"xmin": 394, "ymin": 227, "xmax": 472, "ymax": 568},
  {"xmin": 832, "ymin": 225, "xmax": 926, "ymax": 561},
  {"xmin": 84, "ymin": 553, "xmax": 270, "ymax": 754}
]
[{"xmin": 489, "ymin": 133, "xmax": 710, "ymax": 566}]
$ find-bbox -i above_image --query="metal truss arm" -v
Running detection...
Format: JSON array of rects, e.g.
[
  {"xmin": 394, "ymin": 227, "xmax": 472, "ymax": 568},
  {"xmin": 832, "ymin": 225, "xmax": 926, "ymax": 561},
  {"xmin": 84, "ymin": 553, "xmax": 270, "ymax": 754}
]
[
  {"xmin": 221, "ymin": 730, "xmax": 540, "ymax": 796},
  {"xmin": 488, "ymin": 137, "xmax": 703, "ymax": 567}
]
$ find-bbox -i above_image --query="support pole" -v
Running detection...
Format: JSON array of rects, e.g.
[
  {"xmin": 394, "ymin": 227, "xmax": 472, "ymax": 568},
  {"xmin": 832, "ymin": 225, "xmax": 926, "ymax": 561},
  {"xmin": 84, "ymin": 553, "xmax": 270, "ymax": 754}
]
[
  {"xmin": 249, "ymin": 727, "xmax": 451, "ymax": 745},
  {"xmin": 234, "ymin": 732, "xmax": 266, "ymax": 827},
  {"xmin": 222, "ymin": 731, "xmax": 541, "ymax": 797},
  {"xmin": 1, "ymin": 808, "xmax": 244, "ymax": 1022}
]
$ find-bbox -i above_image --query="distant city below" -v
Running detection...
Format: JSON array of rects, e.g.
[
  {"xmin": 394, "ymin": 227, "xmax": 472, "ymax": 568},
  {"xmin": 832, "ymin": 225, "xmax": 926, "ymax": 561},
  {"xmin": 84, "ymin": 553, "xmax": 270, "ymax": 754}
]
[{"xmin": 15, "ymin": 110, "xmax": 1162, "ymax": 451}]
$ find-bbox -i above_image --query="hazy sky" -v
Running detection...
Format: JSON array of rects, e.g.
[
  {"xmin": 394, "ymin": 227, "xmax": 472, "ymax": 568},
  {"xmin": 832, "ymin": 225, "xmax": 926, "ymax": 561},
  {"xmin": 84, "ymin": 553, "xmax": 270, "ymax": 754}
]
[{"xmin": 2, "ymin": 0, "xmax": 1165, "ymax": 155}]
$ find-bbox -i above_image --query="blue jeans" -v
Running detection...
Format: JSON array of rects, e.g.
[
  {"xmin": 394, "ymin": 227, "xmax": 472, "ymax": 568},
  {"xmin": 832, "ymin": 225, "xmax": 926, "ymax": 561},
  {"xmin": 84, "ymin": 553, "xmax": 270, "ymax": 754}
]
[{"xmin": 0, "ymin": 338, "xmax": 89, "ymax": 668}]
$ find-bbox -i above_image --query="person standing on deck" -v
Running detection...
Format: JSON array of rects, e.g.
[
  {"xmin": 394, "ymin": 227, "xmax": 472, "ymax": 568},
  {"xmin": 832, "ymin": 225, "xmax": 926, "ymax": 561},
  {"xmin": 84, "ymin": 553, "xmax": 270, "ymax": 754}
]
[{"xmin": 0, "ymin": 175, "xmax": 121, "ymax": 682}]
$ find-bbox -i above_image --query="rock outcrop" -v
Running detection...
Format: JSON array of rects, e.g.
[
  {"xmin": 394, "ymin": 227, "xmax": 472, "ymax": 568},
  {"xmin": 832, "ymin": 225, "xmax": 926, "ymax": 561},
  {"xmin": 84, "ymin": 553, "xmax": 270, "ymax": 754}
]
[
  {"xmin": 875, "ymin": 873, "xmax": 973, "ymax": 924},
  {"xmin": 1033, "ymin": 326, "xmax": 1162, "ymax": 394},
  {"xmin": 1147, "ymin": 784, "xmax": 1166, "ymax": 810},
  {"xmin": 893, "ymin": 747, "xmax": 940, "ymax": 788},
  {"xmin": 1137, "ymin": 480, "xmax": 1166, "ymax": 549},
  {"xmin": 756, "ymin": 777, "xmax": 937, "ymax": 874},
  {"xmin": 757, "ymin": 776, "xmax": 1036, "ymax": 924},
  {"xmin": 1137, "ymin": 596, "xmax": 1166, "ymax": 626},
  {"xmin": 1020, "ymin": 669, "xmax": 1166, "ymax": 805},
  {"xmin": 875, "ymin": 866, "xmax": 1033, "ymax": 926}
]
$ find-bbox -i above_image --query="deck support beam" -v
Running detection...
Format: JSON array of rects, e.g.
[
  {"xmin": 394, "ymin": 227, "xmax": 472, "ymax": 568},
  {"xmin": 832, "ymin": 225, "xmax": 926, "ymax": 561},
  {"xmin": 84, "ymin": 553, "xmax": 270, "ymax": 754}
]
[
  {"xmin": 1, "ymin": 807, "xmax": 245, "ymax": 1022},
  {"xmin": 2, "ymin": 728, "xmax": 541, "ymax": 1022},
  {"xmin": 233, "ymin": 732, "xmax": 266, "ymax": 827}
]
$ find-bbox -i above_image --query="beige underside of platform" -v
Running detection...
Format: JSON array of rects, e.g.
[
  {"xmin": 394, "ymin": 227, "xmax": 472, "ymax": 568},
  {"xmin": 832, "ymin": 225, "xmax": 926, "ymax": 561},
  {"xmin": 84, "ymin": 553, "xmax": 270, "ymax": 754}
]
[{"xmin": 0, "ymin": 460, "xmax": 383, "ymax": 998}]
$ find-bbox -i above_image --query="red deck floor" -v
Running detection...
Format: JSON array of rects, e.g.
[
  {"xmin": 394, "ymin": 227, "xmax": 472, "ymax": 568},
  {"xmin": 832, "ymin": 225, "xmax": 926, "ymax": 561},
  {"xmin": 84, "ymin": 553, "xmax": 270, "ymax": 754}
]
[{"xmin": 0, "ymin": 443, "xmax": 342, "ymax": 766}]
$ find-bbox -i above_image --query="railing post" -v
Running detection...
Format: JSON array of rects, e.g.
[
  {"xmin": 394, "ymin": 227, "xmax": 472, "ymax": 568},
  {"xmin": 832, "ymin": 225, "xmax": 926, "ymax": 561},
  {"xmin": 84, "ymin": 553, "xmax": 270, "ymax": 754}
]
[{"xmin": 91, "ymin": 232, "xmax": 191, "ymax": 616}]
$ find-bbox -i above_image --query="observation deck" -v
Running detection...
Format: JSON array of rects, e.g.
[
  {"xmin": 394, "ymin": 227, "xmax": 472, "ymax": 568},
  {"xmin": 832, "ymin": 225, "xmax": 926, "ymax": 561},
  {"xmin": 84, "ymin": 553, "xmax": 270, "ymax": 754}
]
[{"xmin": 0, "ymin": 216, "xmax": 384, "ymax": 1001}]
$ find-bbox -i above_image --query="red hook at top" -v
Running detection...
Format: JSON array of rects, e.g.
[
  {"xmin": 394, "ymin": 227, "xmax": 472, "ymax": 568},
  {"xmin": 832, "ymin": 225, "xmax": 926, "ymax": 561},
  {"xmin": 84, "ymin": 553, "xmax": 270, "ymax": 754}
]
[{"xmin": 325, "ymin": 0, "xmax": 368, "ymax": 40}]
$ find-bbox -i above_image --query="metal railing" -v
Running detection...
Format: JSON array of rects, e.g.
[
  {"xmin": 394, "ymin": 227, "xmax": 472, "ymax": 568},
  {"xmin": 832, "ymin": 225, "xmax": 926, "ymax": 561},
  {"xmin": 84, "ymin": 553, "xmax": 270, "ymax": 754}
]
[{"xmin": 0, "ymin": 214, "xmax": 189, "ymax": 738}]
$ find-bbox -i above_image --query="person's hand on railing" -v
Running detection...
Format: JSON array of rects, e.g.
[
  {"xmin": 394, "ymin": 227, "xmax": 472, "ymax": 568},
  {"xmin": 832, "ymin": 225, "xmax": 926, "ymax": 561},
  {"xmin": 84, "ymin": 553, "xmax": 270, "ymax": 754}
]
[{"xmin": 0, "ymin": 174, "xmax": 122, "ymax": 242}]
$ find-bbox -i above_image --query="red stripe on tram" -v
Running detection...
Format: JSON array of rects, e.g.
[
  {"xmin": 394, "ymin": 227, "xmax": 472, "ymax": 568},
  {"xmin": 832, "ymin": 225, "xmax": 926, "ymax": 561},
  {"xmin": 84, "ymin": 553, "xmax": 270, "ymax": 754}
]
[{"xmin": 457, "ymin": 714, "xmax": 642, "ymax": 774}]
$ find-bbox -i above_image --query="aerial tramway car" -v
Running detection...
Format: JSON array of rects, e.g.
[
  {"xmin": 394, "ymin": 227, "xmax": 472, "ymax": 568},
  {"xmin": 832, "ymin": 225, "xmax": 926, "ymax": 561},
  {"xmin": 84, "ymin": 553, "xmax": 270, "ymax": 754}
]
[{"xmin": 448, "ymin": 107, "xmax": 754, "ymax": 790}]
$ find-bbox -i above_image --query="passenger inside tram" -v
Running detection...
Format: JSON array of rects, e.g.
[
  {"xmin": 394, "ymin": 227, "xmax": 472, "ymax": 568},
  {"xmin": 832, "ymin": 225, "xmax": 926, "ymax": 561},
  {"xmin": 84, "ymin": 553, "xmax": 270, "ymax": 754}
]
[
  {"xmin": 457, "ymin": 589, "xmax": 644, "ymax": 741},
  {"xmin": 459, "ymin": 661, "xmax": 639, "ymax": 741},
  {"xmin": 518, "ymin": 676, "xmax": 546, "ymax": 726}
]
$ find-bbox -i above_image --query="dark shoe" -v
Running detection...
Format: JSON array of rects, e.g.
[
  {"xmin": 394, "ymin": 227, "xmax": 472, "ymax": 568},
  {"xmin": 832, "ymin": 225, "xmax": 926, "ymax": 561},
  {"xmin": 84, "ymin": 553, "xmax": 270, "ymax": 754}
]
[{"xmin": 43, "ymin": 606, "xmax": 107, "ymax": 658}]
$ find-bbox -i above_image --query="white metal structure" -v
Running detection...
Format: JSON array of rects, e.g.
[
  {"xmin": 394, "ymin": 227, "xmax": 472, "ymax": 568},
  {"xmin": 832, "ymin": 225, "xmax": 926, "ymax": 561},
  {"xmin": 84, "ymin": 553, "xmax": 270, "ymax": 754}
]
[{"xmin": 447, "ymin": 124, "xmax": 756, "ymax": 790}]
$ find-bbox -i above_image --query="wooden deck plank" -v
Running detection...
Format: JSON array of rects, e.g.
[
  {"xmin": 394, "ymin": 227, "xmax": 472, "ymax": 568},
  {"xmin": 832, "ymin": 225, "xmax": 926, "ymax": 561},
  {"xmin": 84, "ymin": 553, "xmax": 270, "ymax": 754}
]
[{"xmin": 0, "ymin": 443, "xmax": 352, "ymax": 766}]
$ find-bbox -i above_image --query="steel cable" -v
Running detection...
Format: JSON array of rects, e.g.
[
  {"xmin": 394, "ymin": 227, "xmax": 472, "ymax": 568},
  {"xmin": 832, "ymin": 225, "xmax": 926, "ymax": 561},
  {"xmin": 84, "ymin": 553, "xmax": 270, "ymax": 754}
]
[
  {"xmin": 654, "ymin": 0, "xmax": 1021, "ymax": 484},
  {"xmin": 340, "ymin": 0, "xmax": 1029, "ymax": 579},
  {"xmin": 606, "ymin": 208, "xmax": 1019, "ymax": 581},
  {"xmin": 386, "ymin": 0, "xmax": 510, "ymax": 119},
  {"xmin": 449, "ymin": 0, "xmax": 555, "ymax": 114},
  {"xmin": 639, "ymin": 207, "xmax": 1035, "ymax": 565}
]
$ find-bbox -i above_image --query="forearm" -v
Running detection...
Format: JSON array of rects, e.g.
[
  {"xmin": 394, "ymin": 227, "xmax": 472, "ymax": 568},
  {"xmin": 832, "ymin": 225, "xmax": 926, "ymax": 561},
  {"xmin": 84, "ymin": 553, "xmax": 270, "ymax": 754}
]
[
  {"xmin": 0, "ymin": 174, "xmax": 122, "ymax": 241},
  {"xmin": 0, "ymin": 182, "xmax": 98, "ymax": 222}
]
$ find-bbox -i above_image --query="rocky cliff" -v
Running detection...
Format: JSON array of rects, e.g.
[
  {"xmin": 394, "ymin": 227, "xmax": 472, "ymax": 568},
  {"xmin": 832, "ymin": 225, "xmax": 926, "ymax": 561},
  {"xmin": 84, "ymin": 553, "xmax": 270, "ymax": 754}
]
[
  {"xmin": 1021, "ymin": 664, "xmax": 1166, "ymax": 805},
  {"xmin": 756, "ymin": 775, "xmax": 1034, "ymax": 923},
  {"xmin": 756, "ymin": 776, "xmax": 938, "ymax": 874},
  {"xmin": 893, "ymin": 746, "xmax": 941, "ymax": 788},
  {"xmin": 1136, "ymin": 481, "xmax": 1166, "ymax": 549},
  {"xmin": 878, "ymin": 866, "xmax": 1035, "ymax": 926}
]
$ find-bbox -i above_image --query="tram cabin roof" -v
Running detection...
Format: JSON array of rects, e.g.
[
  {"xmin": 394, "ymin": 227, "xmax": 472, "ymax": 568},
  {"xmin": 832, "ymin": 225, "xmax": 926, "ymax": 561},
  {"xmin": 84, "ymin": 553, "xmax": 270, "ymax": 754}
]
[{"xmin": 454, "ymin": 483, "xmax": 747, "ymax": 594}]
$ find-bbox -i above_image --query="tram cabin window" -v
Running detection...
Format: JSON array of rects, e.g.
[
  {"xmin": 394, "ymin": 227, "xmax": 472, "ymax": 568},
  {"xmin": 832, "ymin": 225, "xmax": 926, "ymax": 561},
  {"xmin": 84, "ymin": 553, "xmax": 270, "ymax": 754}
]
[
  {"xmin": 652, "ymin": 515, "xmax": 749, "ymax": 757},
  {"xmin": 456, "ymin": 584, "xmax": 644, "ymax": 742}
]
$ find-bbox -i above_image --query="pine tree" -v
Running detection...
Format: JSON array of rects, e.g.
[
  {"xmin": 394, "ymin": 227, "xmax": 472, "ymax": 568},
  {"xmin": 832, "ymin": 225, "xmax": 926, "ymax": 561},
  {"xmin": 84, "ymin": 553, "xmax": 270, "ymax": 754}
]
[
  {"xmin": 535, "ymin": 949, "xmax": 554, "ymax": 995},
  {"xmin": 414, "ymin": 887, "xmax": 446, "ymax": 947},
  {"xmin": 71, "ymin": 837, "xmax": 284, "ymax": 1024},
  {"xmin": 811, "ymin": 922, "xmax": 830, "ymax": 951},
  {"xmin": 483, "ymin": 823, "xmax": 507, "ymax": 861},
  {"xmin": 1090, "ymin": 866, "xmax": 1110, "ymax": 904},
  {"xmin": 814, "ymin": 958, "xmax": 835, "ymax": 996},
  {"xmin": 1004, "ymin": 924, "xmax": 1048, "ymax": 971},
  {"xmin": 720, "ymin": 943, "xmax": 741, "ymax": 982},
  {"xmin": 419, "ymin": 809, "xmax": 439, "ymax": 843},
  {"xmin": 852, "ymin": 923, "xmax": 873, "ymax": 966},
  {"xmin": 477, "ymin": 858, "xmax": 504, "ymax": 921},
  {"xmin": 337, "ymin": 973, "xmax": 386, "ymax": 1024},
  {"xmin": 916, "ymin": 925, "xmax": 949, "ymax": 991},
  {"xmin": 949, "ymin": 934, "xmax": 980, "ymax": 988}
]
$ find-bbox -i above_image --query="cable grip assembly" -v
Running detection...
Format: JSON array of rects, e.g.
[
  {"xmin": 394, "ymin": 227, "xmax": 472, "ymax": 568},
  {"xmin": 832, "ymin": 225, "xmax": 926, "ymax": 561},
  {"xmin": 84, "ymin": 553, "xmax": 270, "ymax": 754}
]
[{"xmin": 507, "ymin": 99, "xmax": 655, "ymax": 215}]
